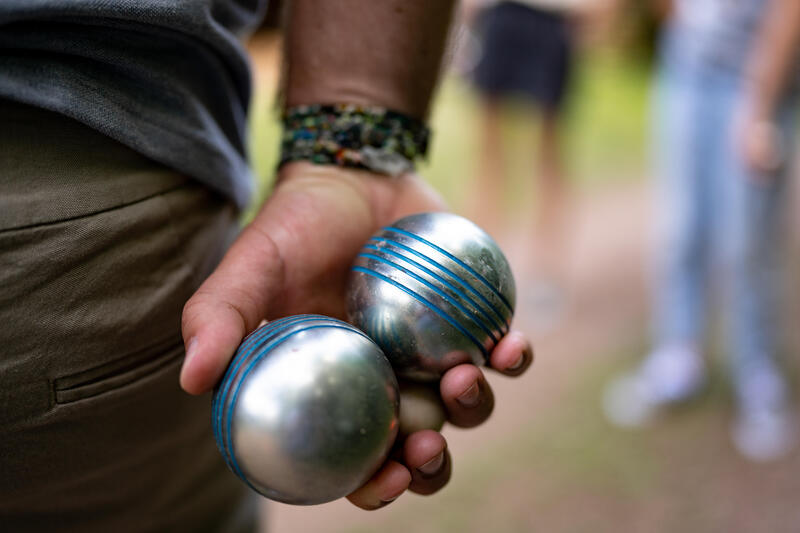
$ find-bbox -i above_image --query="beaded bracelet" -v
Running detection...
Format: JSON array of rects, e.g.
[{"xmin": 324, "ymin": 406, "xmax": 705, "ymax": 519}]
[{"xmin": 279, "ymin": 104, "xmax": 431, "ymax": 176}]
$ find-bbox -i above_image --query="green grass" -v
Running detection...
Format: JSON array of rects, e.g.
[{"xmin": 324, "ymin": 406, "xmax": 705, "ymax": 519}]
[
  {"xmin": 246, "ymin": 48, "xmax": 652, "ymax": 218},
  {"xmin": 563, "ymin": 49, "xmax": 652, "ymax": 184}
]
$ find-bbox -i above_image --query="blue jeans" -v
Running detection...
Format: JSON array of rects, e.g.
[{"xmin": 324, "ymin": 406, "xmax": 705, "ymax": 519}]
[{"xmin": 651, "ymin": 43, "xmax": 794, "ymax": 391}]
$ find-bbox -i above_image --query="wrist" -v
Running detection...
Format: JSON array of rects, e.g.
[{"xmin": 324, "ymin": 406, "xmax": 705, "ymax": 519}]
[
  {"xmin": 274, "ymin": 162, "xmax": 442, "ymax": 232},
  {"xmin": 276, "ymin": 161, "xmax": 380, "ymax": 184},
  {"xmin": 273, "ymin": 162, "xmax": 400, "ymax": 235}
]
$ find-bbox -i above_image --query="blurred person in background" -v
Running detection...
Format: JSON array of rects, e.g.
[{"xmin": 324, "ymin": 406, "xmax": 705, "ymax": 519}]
[
  {"xmin": 604, "ymin": 0, "xmax": 800, "ymax": 462},
  {"xmin": 464, "ymin": 0, "xmax": 606, "ymax": 324}
]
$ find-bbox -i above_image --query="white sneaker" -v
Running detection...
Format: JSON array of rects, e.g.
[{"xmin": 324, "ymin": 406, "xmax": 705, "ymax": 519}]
[
  {"xmin": 732, "ymin": 407, "xmax": 797, "ymax": 462},
  {"xmin": 603, "ymin": 345, "xmax": 706, "ymax": 428},
  {"xmin": 732, "ymin": 366, "xmax": 797, "ymax": 462}
]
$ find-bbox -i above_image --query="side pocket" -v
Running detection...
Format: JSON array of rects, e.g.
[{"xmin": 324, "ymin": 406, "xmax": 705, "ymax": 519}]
[{"xmin": 53, "ymin": 338, "xmax": 184, "ymax": 405}]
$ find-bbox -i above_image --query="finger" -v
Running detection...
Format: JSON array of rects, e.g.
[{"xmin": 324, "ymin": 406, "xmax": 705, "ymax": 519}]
[
  {"xmin": 489, "ymin": 330, "xmax": 534, "ymax": 376},
  {"xmin": 402, "ymin": 430, "xmax": 451, "ymax": 495},
  {"xmin": 440, "ymin": 364, "xmax": 494, "ymax": 428},
  {"xmin": 346, "ymin": 460, "xmax": 411, "ymax": 510},
  {"xmin": 179, "ymin": 225, "xmax": 285, "ymax": 394}
]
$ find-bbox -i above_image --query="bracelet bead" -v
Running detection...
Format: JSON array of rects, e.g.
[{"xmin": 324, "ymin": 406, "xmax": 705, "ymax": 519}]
[{"xmin": 279, "ymin": 104, "xmax": 430, "ymax": 176}]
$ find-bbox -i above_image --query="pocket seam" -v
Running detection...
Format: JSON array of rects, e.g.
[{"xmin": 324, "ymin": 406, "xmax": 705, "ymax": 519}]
[{"xmin": 53, "ymin": 337, "xmax": 184, "ymax": 405}]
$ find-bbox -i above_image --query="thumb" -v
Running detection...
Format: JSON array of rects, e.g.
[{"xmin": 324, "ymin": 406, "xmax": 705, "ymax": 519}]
[{"xmin": 180, "ymin": 224, "xmax": 285, "ymax": 394}]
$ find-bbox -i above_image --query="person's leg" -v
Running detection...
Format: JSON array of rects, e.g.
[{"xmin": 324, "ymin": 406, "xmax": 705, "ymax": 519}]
[
  {"xmin": 650, "ymin": 64, "xmax": 713, "ymax": 359},
  {"xmin": 520, "ymin": 107, "xmax": 571, "ymax": 327},
  {"xmin": 530, "ymin": 108, "xmax": 568, "ymax": 278},
  {"xmin": 603, "ymin": 57, "xmax": 710, "ymax": 426},
  {"xmin": 518, "ymin": 8, "xmax": 574, "ymax": 323},
  {"xmin": 468, "ymin": 2, "xmax": 549, "ymax": 238},
  {"xmin": 0, "ymin": 101, "xmax": 253, "ymax": 531},
  {"xmin": 714, "ymin": 89, "xmax": 796, "ymax": 461},
  {"xmin": 470, "ymin": 95, "xmax": 507, "ymax": 236}
]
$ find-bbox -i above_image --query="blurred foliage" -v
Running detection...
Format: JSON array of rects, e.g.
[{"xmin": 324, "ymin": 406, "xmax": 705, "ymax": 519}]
[{"xmin": 564, "ymin": 48, "xmax": 652, "ymax": 183}]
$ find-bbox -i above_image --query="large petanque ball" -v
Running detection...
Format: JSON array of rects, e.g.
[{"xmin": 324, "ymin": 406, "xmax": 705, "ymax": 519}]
[
  {"xmin": 346, "ymin": 212, "xmax": 515, "ymax": 381},
  {"xmin": 212, "ymin": 315, "xmax": 399, "ymax": 505}
]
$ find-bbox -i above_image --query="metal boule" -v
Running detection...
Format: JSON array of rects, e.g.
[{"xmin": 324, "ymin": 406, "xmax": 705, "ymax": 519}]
[
  {"xmin": 347, "ymin": 212, "xmax": 515, "ymax": 380},
  {"xmin": 212, "ymin": 315, "xmax": 400, "ymax": 505}
]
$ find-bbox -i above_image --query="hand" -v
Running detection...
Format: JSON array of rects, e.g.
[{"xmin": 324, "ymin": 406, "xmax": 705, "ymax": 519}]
[
  {"xmin": 737, "ymin": 106, "xmax": 784, "ymax": 178},
  {"xmin": 180, "ymin": 162, "xmax": 533, "ymax": 509}
]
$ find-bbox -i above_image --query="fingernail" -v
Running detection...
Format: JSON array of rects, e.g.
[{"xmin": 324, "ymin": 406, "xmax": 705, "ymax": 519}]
[
  {"xmin": 506, "ymin": 354, "xmax": 525, "ymax": 371},
  {"xmin": 417, "ymin": 451, "xmax": 445, "ymax": 478},
  {"xmin": 379, "ymin": 489, "xmax": 404, "ymax": 504},
  {"xmin": 184, "ymin": 337, "xmax": 198, "ymax": 365},
  {"xmin": 456, "ymin": 382, "xmax": 481, "ymax": 407},
  {"xmin": 508, "ymin": 345, "xmax": 532, "ymax": 371}
]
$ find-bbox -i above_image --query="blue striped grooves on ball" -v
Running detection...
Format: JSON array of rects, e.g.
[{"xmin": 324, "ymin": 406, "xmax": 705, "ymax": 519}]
[
  {"xmin": 224, "ymin": 320, "xmax": 374, "ymax": 493},
  {"xmin": 213, "ymin": 316, "xmax": 328, "ymax": 476},
  {"xmin": 382, "ymin": 226, "xmax": 514, "ymax": 315},
  {"xmin": 212, "ymin": 315, "xmax": 374, "ymax": 494},
  {"xmin": 351, "ymin": 265, "xmax": 490, "ymax": 360},
  {"xmin": 372, "ymin": 232, "xmax": 512, "ymax": 334},
  {"xmin": 365, "ymin": 237, "xmax": 509, "ymax": 334},
  {"xmin": 350, "ymin": 226, "xmax": 512, "ymax": 360},
  {"xmin": 357, "ymin": 250, "xmax": 500, "ymax": 345},
  {"xmin": 212, "ymin": 315, "xmax": 317, "ymax": 470}
]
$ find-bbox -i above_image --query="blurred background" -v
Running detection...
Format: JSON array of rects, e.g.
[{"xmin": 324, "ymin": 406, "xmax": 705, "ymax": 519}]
[{"xmin": 247, "ymin": 1, "xmax": 800, "ymax": 531}]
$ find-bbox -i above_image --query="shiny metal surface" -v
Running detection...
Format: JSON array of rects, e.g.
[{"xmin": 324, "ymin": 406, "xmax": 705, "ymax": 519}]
[
  {"xmin": 346, "ymin": 212, "xmax": 515, "ymax": 380},
  {"xmin": 212, "ymin": 315, "xmax": 399, "ymax": 505}
]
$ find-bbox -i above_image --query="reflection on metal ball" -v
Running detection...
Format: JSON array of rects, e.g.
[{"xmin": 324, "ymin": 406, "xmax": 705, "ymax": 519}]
[
  {"xmin": 212, "ymin": 315, "xmax": 399, "ymax": 505},
  {"xmin": 346, "ymin": 212, "xmax": 515, "ymax": 381}
]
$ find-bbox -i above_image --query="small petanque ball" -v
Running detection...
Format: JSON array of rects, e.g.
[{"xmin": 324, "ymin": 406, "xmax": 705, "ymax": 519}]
[
  {"xmin": 212, "ymin": 315, "xmax": 400, "ymax": 505},
  {"xmin": 397, "ymin": 381, "xmax": 447, "ymax": 437},
  {"xmin": 346, "ymin": 212, "xmax": 515, "ymax": 381}
]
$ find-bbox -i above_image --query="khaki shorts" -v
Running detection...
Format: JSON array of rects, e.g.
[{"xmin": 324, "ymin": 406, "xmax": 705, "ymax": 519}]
[{"xmin": 0, "ymin": 100, "xmax": 254, "ymax": 532}]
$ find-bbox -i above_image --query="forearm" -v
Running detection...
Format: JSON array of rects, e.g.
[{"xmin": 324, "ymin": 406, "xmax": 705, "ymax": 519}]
[
  {"xmin": 283, "ymin": 0, "xmax": 457, "ymax": 119},
  {"xmin": 746, "ymin": 0, "xmax": 800, "ymax": 118}
]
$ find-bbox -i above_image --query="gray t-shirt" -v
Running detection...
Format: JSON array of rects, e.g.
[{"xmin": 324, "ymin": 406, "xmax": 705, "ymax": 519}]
[{"xmin": 0, "ymin": 1, "xmax": 268, "ymax": 209}]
